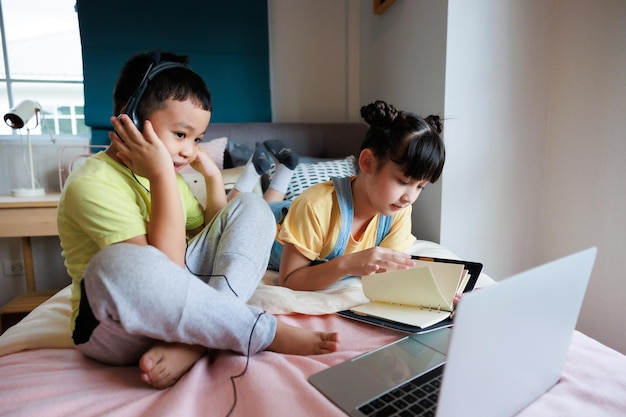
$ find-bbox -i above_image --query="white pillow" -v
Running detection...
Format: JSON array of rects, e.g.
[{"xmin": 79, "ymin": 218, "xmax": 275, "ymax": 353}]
[
  {"xmin": 179, "ymin": 136, "xmax": 228, "ymax": 172},
  {"xmin": 284, "ymin": 155, "xmax": 356, "ymax": 200},
  {"xmin": 181, "ymin": 166, "xmax": 262, "ymax": 208}
]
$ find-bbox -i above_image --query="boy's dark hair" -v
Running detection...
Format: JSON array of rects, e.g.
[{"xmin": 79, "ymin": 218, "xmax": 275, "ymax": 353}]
[
  {"xmin": 112, "ymin": 51, "xmax": 212, "ymax": 125},
  {"xmin": 360, "ymin": 100, "xmax": 445, "ymax": 183}
]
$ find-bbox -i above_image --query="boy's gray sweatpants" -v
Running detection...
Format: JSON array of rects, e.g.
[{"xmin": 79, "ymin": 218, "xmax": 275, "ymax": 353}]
[{"xmin": 74, "ymin": 193, "xmax": 277, "ymax": 366}]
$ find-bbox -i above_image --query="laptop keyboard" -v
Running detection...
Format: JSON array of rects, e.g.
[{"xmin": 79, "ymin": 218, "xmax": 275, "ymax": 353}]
[{"xmin": 357, "ymin": 366, "xmax": 443, "ymax": 417}]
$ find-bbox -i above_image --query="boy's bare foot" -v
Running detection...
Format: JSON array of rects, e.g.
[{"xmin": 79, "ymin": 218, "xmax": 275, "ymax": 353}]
[
  {"xmin": 267, "ymin": 321, "xmax": 339, "ymax": 355},
  {"xmin": 139, "ymin": 343, "xmax": 206, "ymax": 389}
]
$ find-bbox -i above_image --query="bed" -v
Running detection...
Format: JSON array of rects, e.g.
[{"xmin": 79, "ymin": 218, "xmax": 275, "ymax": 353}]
[{"xmin": 1, "ymin": 123, "xmax": 625, "ymax": 417}]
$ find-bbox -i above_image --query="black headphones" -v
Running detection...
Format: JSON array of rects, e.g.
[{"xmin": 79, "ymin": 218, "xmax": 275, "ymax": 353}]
[{"xmin": 121, "ymin": 52, "xmax": 189, "ymax": 129}]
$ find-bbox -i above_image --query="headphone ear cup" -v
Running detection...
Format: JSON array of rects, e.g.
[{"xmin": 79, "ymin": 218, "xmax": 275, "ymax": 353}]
[{"xmin": 122, "ymin": 94, "xmax": 142, "ymax": 129}]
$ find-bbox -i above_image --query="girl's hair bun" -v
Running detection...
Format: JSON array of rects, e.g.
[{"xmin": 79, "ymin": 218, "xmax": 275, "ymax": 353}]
[
  {"xmin": 360, "ymin": 100, "xmax": 399, "ymax": 129},
  {"xmin": 358, "ymin": 100, "xmax": 445, "ymax": 183},
  {"xmin": 425, "ymin": 114, "xmax": 443, "ymax": 134}
]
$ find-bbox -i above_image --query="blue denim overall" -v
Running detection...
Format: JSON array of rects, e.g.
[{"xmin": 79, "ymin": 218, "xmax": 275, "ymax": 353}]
[{"xmin": 268, "ymin": 176, "xmax": 392, "ymax": 271}]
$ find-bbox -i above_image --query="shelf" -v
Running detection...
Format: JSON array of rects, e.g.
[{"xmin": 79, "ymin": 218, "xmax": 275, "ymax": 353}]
[
  {"xmin": 0, "ymin": 193, "xmax": 62, "ymax": 334},
  {"xmin": 0, "ymin": 290, "xmax": 58, "ymax": 333}
]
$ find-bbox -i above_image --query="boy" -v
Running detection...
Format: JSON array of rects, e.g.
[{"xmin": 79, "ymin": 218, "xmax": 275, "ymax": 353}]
[{"xmin": 57, "ymin": 51, "xmax": 338, "ymax": 389}]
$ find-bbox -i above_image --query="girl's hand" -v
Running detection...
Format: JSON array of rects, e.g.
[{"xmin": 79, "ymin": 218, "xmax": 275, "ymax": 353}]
[
  {"xmin": 279, "ymin": 245, "xmax": 415, "ymax": 292},
  {"xmin": 109, "ymin": 115, "xmax": 172, "ymax": 180},
  {"xmin": 341, "ymin": 247, "xmax": 416, "ymax": 277},
  {"xmin": 453, "ymin": 292, "xmax": 462, "ymax": 306}
]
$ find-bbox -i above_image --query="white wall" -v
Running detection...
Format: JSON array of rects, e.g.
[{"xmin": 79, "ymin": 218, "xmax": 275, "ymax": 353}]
[
  {"xmin": 0, "ymin": 138, "xmax": 85, "ymax": 196},
  {"xmin": 442, "ymin": 0, "xmax": 626, "ymax": 353},
  {"xmin": 443, "ymin": 0, "xmax": 554, "ymax": 277},
  {"xmin": 268, "ymin": 0, "xmax": 361, "ymax": 122},
  {"xmin": 541, "ymin": 0, "xmax": 626, "ymax": 353},
  {"xmin": 359, "ymin": 0, "xmax": 448, "ymax": 243}
]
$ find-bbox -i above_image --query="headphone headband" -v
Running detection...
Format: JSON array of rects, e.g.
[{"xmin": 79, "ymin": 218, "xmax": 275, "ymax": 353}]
[{"xmin": 122, "ymin": 57, "xmax": 189, "ymax": 128}]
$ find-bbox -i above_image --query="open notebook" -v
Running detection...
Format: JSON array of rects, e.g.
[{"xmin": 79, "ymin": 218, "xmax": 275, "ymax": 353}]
[{"xmin": 338, "ymin": 256, "xmax": 482, "ymax": 333}]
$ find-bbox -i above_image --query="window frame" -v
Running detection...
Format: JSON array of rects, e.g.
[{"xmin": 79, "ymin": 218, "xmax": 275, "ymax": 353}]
[{"xmin": 0, "ymin": 0, "xmax": 89, "ymax": 141}]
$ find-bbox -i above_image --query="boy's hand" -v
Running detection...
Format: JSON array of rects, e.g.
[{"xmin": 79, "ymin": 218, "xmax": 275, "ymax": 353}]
[
  {"xmin": 190, "ymin": 146, "xmax": 221, "ymax": 178},
  {"xmin": 109, "ymin": 115, "xmax": 172, "ymax": 180},
  {"xmin": 343, "ymin": 247, "xmax": 415, "ymax": 276},
  {"xmin": 188, "ymin": 143, "xmax": 226, "ymax": 223}
]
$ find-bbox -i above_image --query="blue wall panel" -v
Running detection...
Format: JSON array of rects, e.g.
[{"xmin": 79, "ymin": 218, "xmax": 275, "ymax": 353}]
[{"xmin": 76, "ymin": 0, "xmax": 270, "ymax": 145}]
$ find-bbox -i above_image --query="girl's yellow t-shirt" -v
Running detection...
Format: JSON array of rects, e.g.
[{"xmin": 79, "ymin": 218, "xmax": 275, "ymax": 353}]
[{"xmin": 277, "ymin": 178, "xmax": 415, "ymax": 262}]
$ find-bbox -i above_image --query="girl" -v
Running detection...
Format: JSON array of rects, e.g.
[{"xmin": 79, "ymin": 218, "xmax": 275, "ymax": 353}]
[{"xmin": 275, "ymin": 100, "xmax": 445, "ymax": 291}]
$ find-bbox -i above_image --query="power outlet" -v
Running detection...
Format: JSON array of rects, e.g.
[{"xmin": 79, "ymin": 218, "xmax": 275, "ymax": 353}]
[{"xmin": 2, "ymin": 260, "xmax": 24, "ymax": 276}]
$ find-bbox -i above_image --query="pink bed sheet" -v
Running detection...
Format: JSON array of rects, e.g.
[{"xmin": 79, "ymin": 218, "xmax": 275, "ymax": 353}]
[{"xmin": 0, "ymin": 314, "xmax": 625, "ymax": 417}]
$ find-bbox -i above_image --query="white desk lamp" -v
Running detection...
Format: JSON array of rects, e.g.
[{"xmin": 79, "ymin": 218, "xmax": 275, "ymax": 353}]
[{"xmin": 3, "ymin": 100, "xmax": 46, "ymax": 197}]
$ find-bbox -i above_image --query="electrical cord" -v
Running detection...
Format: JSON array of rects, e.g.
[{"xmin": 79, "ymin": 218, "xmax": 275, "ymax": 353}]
[
  {"xmin": 129, "ymin": 169, "xmax": 151, "ymax": 194},
  {"xmin": 132, "ymin": 171, "xmax": 258, "ymax": 415},
  {"xmin": 224, "ymin": 311, "xmax": 265, "ymax": 417},
  {"xmin": 185, "ymin": 241, "xmax": 261, "ymax": 417},
  {"xmin": 184, "ymin": 242, "xmax": 239, "ymax": 297}
]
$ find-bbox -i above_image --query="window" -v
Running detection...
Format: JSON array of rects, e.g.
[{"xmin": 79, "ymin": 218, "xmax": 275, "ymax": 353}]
[{"xmin": 0, "ymin": 0, "xmax": 87, "ymax": 137}]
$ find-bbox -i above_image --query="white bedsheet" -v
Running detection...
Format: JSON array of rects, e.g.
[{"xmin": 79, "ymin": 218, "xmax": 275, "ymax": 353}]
[{"xmin": 0, "ymin": 240, "xmax": 492, "ymax": 357}]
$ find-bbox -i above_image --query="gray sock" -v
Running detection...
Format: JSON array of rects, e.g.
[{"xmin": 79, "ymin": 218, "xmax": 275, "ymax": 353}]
[
  {"xmin": 264, "ymin": 139, "xmax": 299, "ymax": 170},
  {"xmin": 251, "ymin": 142, "xmax": 273, "ymax": 174}
]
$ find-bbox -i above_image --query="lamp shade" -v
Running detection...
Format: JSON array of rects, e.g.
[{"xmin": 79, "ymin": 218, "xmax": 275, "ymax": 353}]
[{"xmin": 4, "ymin": 100, "xmax": 40, "ymax": 129}]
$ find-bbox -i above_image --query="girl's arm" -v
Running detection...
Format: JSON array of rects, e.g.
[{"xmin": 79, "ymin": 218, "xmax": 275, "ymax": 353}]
[
  {"xmin": 278, "ymin": 242, "xmax": 415, "ymax": 291},
  {"xmin": 278, "ymin": 243, "xmax": 347, "ymax": 291}
]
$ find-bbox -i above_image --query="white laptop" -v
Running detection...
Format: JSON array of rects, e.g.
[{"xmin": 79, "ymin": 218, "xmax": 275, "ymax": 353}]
[{"xmin": 309, "ymin": 247, "xmax": 597, "ymax": 417}]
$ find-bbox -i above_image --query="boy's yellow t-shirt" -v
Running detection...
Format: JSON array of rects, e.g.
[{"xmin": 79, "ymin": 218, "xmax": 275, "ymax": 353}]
[
  {"xmin": 57, "ymin": 152, "xmax": 204, "ymax": 328},
  {"xmin": 277, "ymin": 178, "xmax": 416, "ymax": 262}
]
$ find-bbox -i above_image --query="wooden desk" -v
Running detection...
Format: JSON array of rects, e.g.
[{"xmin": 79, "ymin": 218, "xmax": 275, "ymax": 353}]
[{"xmin": 0, "ymin": 193, "xmax": 61, "ymax": 330}]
